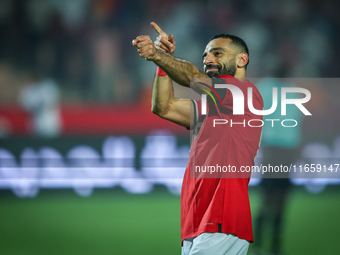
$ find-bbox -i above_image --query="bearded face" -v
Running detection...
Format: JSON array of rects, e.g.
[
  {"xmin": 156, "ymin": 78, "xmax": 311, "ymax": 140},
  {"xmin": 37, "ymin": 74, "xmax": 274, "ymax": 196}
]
[{"xmin": 204, "ymin": 56, "xmax": 237, "ymax": 78}]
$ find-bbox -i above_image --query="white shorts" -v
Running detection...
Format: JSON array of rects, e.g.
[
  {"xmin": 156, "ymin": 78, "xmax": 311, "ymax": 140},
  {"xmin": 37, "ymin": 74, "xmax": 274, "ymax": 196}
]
[{"xmin": 181, "ymin": 233, "xmax": 250, "ymax": 255}]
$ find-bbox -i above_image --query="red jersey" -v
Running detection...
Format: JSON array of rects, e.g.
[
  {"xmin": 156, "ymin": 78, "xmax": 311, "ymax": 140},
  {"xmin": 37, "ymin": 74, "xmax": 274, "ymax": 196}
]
[{"xmin": 181, "ymin": 75, "xmax": 263, "ymax": 243}]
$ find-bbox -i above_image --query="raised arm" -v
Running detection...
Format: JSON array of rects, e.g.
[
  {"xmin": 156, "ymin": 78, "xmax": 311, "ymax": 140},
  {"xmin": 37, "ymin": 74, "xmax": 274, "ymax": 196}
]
[
  {"xmin": 132, "ymin": 23, "xmax": 209, "ymax": 87},
  {"xmin": 148, "ymin": 23, "xmax": 193, "ymax": 128},
  {"xmin": 151, "ymin": 74, "xmax": 193, "ymax": 128}
]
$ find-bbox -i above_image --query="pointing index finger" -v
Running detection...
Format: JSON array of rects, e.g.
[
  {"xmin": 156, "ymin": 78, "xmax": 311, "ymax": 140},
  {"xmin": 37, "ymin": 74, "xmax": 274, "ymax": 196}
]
[{"xmin": 151, "ymin": 22, "xmax": 168, "ymax": 39}]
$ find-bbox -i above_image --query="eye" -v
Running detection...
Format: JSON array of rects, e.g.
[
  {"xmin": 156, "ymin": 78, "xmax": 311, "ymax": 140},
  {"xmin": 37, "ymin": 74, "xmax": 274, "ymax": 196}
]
[{"xmin": 214, "ymin": 52, "xmax": 221, "ymax": 56}]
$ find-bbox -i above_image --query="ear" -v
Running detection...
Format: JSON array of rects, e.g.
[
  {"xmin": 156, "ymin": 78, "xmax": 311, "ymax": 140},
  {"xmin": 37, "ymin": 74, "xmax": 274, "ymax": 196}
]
[{"xmin": 237, "ymin": 52, "xmax": 249, "ymax": 68}]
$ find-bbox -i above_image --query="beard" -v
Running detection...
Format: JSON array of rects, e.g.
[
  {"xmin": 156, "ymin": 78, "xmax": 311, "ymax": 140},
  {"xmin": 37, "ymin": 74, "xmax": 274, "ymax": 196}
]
[{"xmin": 205, "ymin": 57, "xmax": 237, "ymax": 78}]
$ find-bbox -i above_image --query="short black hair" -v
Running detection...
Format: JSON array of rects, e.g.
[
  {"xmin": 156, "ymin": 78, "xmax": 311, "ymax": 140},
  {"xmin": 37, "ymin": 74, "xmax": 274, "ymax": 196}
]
[{"xmin": 209, "ymin": 33, "xmax": 249, "ymax": 68}]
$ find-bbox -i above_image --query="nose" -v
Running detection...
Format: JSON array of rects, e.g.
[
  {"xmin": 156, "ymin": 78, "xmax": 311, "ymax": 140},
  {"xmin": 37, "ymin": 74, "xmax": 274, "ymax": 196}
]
[{"xmin": 203, "ymin": 53, "xmax": 213, "ymax": 66}]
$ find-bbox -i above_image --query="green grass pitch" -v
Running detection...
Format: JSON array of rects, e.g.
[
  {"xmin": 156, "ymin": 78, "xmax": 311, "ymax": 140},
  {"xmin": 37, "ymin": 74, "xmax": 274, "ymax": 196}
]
[{"xmin": 0, "ymin": 186, "xmax": 339, "ymax": 255}]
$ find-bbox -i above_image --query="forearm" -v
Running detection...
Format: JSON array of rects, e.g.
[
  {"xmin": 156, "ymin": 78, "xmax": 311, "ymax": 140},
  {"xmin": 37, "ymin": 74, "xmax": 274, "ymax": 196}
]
[
  {"xmin": 151, "ymin": 74, "xmax": 174, "ymax": 116},
  {"xmin": 153, "ymin": 50, "xmax": 208, "ymax": 87}
]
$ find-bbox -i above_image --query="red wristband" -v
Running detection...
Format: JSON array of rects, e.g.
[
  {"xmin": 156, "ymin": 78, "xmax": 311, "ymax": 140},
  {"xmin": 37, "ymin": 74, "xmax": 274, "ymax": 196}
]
[{"xmin": 156, "ymin": 67, "xmax": 167, "ymax": 76}]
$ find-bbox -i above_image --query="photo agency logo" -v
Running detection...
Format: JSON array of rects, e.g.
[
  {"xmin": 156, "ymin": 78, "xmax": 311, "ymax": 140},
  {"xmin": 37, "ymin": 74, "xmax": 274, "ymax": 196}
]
[{"xmin": 198, "ymin": 82, "xmax": 312, "ymax": 128}]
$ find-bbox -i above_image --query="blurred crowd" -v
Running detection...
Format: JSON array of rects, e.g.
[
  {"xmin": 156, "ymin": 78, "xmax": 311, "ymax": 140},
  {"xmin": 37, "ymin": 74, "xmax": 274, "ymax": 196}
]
[{"xmin": 0, "ymin": 0, "xmax": 339, "ymax": 105}]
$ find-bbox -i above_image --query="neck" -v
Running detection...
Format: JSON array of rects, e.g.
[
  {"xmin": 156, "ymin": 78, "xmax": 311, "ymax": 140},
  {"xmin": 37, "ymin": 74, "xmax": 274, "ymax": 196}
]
[{"xmin": 234, "ymin": 68, "xmax": 246, "ymax": 79}]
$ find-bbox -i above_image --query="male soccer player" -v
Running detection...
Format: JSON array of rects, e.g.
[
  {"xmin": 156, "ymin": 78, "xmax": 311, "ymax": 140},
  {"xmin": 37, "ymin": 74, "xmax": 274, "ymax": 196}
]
[{"xmin": 132, "ymin": 22, "xmax": 263, "ymax": 255}]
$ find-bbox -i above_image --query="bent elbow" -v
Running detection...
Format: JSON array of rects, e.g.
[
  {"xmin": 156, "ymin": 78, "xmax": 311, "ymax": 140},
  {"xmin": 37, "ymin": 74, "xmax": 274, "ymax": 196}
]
[
  {"xmin": 152, "ymin": 104, "xmax": 171, "ymax": 119},
  {"xmin": 151, "ymin": 105, "xmax": 165, "ymax": 117},
  {"xmin": 151, "ymin": 107, "xmax": 159, "ymax": 115}
]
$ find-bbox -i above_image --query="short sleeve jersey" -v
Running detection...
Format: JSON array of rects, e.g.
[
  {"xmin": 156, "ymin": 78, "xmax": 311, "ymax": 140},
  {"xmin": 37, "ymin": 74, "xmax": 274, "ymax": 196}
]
[{"xmin": 181, "ymin": 75, "xmax": 264, "ymax": 243}]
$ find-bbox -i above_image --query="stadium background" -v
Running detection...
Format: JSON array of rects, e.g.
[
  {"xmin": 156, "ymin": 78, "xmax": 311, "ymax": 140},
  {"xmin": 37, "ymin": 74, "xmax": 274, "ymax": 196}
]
[{"xmin": 0, "ymin": 0, "xmax": 339, "ymax": 254}]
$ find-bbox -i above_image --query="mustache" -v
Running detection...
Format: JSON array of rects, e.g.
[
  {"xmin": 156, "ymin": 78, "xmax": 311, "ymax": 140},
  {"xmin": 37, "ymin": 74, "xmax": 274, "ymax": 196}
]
[{"xmin": 205, "ymin": 64, "xmax": 222, "ymax": 72}]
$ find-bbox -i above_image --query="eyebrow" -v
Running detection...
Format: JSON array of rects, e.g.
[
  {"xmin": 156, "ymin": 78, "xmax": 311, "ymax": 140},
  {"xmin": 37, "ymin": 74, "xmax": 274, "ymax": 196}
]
[{"xmin": 202, "ymin": 47, "xmax": 225, "ymax": 59}]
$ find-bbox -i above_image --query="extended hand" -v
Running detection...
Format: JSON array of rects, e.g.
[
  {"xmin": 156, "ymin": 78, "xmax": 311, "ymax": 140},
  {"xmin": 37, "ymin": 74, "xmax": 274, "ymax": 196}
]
[
  {"xmin": 132, "ymin": 35, "xmax": 159, "ymax": 61},
  {"xmin": 151, "ymin": 22, "xmax": 176, "ymax": 56}
]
